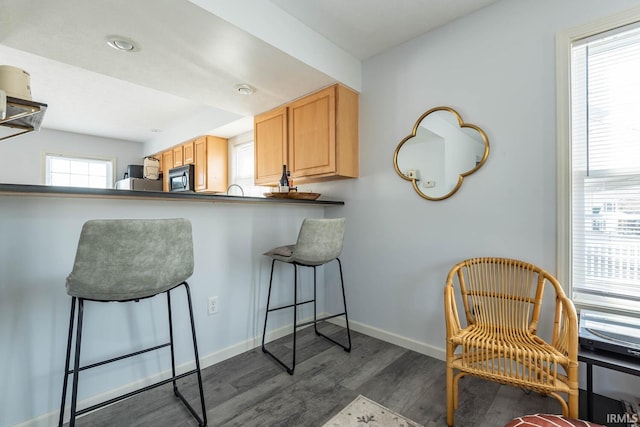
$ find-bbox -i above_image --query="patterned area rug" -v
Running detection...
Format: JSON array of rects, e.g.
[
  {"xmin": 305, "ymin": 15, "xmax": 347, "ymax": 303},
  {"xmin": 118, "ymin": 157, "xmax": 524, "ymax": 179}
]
[{"xmin": 322, "ymin": 395, "xmax": 424, "ymax": 427}]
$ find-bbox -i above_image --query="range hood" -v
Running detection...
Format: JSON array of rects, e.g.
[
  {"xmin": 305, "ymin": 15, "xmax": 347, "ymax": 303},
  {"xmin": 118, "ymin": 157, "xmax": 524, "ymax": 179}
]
[{"xmin": 0, "ymin": 94, "xmax": 47, "ymax": 141}]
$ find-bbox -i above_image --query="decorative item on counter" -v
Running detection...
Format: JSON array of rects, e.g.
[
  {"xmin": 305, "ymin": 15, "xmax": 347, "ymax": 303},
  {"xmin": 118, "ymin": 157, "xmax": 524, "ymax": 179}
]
[
  {"xmin": 279, "ymin": 164, "xmax": 289, "ymax": 192},
  {"xmin": 286, "ymin": 171, "xmax": 296, "ymax": 191},
  {"xmin": 143, "ymin": 156, "xmax": 160, "ymax": 180}
]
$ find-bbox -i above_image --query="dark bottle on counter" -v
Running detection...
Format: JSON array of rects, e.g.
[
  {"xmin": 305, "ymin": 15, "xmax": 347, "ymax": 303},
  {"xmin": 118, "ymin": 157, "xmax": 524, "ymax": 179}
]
[
  {"xmin": 279, "ymin": 164, "xmax": 289, "ymax": 192},
  {"xmin": 287, "ymin": 171, "xmax": 294, "ymax": 190}
]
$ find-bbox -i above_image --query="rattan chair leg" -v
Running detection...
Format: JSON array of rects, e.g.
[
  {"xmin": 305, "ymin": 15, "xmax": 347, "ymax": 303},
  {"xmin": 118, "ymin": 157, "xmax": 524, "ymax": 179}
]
[{"xmin": 446, "ymin": 364, "xmax": 454, "ymax": 426}]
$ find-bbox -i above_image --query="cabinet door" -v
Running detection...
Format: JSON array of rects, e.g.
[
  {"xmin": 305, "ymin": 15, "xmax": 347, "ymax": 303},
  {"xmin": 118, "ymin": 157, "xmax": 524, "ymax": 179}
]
[
  {"xmin": 288, "ymin": 86, "xmax": 335, "ymax": 178},
  {"xmin": 194, "ymin": 136, "xmax": 228, "ymax": 193},
  {"xmin": 173, "ymin": 146, "xmax": 183, "ymax": 168},
  {"xmin": 194, "ymin": 137, "xmax": 207, "ymax": 191},
  {"xmin": 254, "ymin": 107, "xmax": 287, "ymax": 185},
  {"xmin": 183, "ymin": 141, "xmax": 195, "ymax": 164},
  {"xmin": 162, "ymin": 150, "xmax": 173, "ymax": 192},
  {"xmin": 204, "ymin": 136, "xmax": 228, "ymax": 193}
]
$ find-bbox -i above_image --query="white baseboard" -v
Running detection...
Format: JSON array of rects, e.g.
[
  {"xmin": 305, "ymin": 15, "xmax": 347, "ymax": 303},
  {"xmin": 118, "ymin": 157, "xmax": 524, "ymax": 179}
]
[
  {"xmin": 327, "ymin": 316, "xmax": 446, "ymax": 361},
  {"xmin": 16, "ymin": 317, "xmax": 444, "ymax": 427}
]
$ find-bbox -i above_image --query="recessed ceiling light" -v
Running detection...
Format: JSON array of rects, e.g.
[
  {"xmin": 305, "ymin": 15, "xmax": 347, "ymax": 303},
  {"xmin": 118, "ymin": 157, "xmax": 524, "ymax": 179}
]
[
  {"xmin": 235, "ymin": 84, "xmax": 256, "ymax": 95},
  {"xmin": 106, "ymin": 36, "xmax": 139, "ymax": 52}
]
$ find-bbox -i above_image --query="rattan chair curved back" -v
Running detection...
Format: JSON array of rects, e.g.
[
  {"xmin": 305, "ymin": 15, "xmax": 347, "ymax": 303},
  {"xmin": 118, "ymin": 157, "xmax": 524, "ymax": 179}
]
[{"xmin": 444, "ymin": 257, "xmax": 578, "ymax": 427}]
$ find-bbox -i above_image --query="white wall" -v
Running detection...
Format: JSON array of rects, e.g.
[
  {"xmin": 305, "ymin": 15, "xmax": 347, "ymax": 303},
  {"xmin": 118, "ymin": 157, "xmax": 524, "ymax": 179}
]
[
  {"xmin": 310, "ymin": 0, "xmax": 640, "ymax": 403},
  {"xmin": 0, "ymin": 128, "xmax": 145, "ymax": 185}
]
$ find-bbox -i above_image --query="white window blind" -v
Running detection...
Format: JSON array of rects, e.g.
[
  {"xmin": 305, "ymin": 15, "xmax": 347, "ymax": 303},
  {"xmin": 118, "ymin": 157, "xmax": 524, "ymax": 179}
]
[{"xmin": 570, "ymin": 23, "xmax": 640, "ymax": 313}]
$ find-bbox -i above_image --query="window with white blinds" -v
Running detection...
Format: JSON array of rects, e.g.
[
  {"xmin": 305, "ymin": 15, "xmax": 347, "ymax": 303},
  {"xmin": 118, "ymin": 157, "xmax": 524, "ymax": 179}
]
[{"xmin": 570, "ymin": 22, "xmax": 640, "ymax": 313}]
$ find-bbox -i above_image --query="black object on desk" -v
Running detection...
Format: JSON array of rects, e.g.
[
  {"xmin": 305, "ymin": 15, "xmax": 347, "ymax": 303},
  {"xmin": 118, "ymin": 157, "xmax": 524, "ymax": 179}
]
[{"xmin": 578, "ymin": 347, "xmax": 640, "ymax": 422}]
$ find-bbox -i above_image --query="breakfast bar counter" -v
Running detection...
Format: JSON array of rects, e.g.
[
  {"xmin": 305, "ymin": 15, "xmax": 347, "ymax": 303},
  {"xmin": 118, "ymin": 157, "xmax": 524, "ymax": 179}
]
[
  {"xmin": 0, "ymin": 183, "xmax": 344, "ymax": 206},
  {"xmin": 1, "ymin": 181, "xmax": 344, "ymax": 426}
]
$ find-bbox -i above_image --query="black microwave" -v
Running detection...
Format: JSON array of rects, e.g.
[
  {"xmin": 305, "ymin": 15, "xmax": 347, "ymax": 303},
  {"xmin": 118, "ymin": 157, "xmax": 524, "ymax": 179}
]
[{"xmin": 168, "ymin": 164, "xmax": 195, "ymax": 192}]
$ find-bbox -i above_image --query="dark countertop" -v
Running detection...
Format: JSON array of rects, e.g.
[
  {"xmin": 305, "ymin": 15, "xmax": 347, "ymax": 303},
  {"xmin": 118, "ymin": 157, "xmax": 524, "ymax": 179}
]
[{"xmin": 0, "ymin": 183, "xmax": 344, "ymax": 206}]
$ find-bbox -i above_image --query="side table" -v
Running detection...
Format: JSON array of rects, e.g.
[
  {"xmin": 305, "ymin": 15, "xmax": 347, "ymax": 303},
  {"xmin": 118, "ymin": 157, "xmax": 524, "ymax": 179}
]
[{"xmin": 578, "ymin": 347, "xmax": 640, "ymax": 421}]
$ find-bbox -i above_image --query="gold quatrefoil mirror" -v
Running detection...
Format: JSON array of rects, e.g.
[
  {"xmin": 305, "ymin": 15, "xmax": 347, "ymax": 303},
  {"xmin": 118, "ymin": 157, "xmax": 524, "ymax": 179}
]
[{"xmin": 393, "ymin": 106, "xmax": 489, "ymax": 201}]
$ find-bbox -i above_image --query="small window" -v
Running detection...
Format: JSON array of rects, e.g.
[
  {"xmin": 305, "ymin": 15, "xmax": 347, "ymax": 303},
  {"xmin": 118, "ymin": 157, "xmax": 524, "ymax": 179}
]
[
  {"xmin": 229, "ymin": 140, "xmax": 269, "ymax": 197},
  {"xmin": 44, "ymin": 153, "xmax": 114, "ymax": 189}
]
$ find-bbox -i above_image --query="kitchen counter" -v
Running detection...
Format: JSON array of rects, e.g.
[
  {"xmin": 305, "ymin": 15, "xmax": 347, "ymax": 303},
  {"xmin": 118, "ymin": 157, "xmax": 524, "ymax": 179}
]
[
  {"xmin": 1, "ymin": 182, "xmax": 338, "ymax": 426},
  {"xmin": 0, "ymin": 183, "xmax": 344, "ymax": 206}
]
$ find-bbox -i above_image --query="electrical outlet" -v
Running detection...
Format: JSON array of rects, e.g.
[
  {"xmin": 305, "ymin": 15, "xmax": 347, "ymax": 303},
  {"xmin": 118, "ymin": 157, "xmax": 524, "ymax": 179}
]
[{"xmin": 207, "ymin": 296, "xmax": 218, "ymax": 315}]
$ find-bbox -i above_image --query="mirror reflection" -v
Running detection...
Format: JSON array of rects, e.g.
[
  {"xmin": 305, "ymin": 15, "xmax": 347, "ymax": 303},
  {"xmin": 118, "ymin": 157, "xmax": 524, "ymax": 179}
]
[{"xmin": 394, "ymin": 106, "xmax": 489, "ymax": 200}]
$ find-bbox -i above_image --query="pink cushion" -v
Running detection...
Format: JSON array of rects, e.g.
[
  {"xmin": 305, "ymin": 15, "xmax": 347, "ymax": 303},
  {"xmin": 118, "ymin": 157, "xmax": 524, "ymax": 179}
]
[{"xmin": 504, "ymin": 414, "xmax": 604, "ymax": 427}]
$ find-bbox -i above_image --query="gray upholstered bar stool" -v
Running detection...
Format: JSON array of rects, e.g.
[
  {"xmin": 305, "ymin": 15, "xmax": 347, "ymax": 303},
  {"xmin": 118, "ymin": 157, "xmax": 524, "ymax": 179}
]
[
  {"xmin": 58, "ymin": 219, "xmax": 207, "ymax": 427},
  {"xmin": 261, "ymin": 217, "xmax": 352, "ymax": 374}
]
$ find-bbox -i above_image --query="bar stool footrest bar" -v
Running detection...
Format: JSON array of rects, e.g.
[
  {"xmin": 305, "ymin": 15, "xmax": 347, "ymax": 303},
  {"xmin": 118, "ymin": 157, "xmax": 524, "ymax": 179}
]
[
  {"xmin": 66, "ymin": 342, "xmax": 171, "ymax": 374},
  {"xmin": 266, "ymin": 298, "xmax": 314, "ymax": 313},
  {"xmin": 74, "ymin": 369, "xmax": 199, "ymax": 416},
  {"xmin": 297, "ymin": 312, "xmax": 347, "ymax": 328}
]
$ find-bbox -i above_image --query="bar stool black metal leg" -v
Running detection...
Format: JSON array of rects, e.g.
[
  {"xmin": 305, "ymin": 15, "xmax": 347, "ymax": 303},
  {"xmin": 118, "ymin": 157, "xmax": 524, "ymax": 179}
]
[
  {"xmin": 59, "ymin": 290, "xmax": 207, "ymax": 426},
  {"xmin": 262, "ymin": 259, "xmax": 296, "ymax": 374},
  {"xmin": 183, "ymin": 283, "xmax": 208, "ymax": 427},
  {"xmin": 166, "ymin": 291, "xmax": 178, "ymax": 396},
  {"xmin": 59, "ymin": 297, "xmax": 77, "ymax": 427},
  {"xmin": 261, "ymin": 259, "xmax": 275, "ymax": 351},
  {"xmin": 291, "ymin": 264, "xmax": 298, "ymax": 373},
  {"xmin": 337, "ymin": 258, "xmax": 352, "ymax": 352},
  {"xmin": 313, "ymin": 266, "xmax": 318, "ymax": 335},
  {"xmin": 69, "ymin": 298, "xmax": 85, "ymax": 427},
  {"xmin": 313, "ymin": 258, "xmax": 351, "ymax": 352}
]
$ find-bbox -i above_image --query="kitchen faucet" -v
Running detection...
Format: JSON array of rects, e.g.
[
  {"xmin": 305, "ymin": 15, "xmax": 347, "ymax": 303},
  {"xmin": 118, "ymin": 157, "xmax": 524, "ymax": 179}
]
[{"xmin": 226, "ymin": 184, "xmax": 245, "ymax": 196}]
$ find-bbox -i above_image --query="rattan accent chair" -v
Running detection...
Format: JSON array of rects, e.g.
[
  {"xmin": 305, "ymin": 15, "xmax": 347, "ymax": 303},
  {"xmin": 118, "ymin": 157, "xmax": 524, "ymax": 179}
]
[{"xmin": 444, "ymin": 257, "xmax": 578, "ymax": 427}]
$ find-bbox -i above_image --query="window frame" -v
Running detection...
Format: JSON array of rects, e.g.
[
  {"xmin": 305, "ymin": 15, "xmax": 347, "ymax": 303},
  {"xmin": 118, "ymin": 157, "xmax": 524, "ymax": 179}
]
[
  {"xmin": 227, "ymin": 133, "xmax": 270, "ymax": 197},
  {"xmin": 556, "ymin": 5, "xmax": 640, "ymax": 315},
  {"xmin": 43, "ymin": 152, "xmax": 116, "ymax": 189}
]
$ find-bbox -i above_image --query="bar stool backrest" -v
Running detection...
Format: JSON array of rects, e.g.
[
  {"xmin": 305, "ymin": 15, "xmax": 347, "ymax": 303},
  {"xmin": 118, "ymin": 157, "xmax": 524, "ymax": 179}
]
[
  {"xmin": 293, "ymin": 218, "xmax": 346, "ymax": 266},
  {"xmin": 66, "ymin": 218, "xmax": 194, "ymax": 301}
]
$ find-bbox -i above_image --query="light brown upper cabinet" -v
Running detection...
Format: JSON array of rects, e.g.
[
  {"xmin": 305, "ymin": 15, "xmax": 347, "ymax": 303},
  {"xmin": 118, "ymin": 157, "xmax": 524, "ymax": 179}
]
[
  {"xmin": 173, "ymin": 145, "xmax": 184, "ymax": 168},
  {"xmin": 254, "ymin": 84, "xmax": 359, "ymax": 186},
  {"xmin": 254, "ymin": 107, "xmax": 288, "ymax": 185},
  {"xmin": 194, "ymin": 135, "xmax": 228, "ymax": 193},
  {"xmin": 183, "ymin": 141, "xmax": 195, "ymax": 165}
]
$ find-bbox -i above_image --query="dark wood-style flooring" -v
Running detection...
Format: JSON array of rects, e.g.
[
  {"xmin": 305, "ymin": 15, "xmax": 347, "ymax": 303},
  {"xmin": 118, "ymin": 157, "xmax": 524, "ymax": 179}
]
[{"xmin": 68, "ymin": 324, "xmax": 585, "ymax": 426}]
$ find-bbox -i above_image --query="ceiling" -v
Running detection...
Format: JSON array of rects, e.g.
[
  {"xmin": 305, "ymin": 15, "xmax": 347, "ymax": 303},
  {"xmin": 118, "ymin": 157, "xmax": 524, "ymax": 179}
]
[{"xmin": 0, "ymin": 0, "xmax": 497, "ymax": 145}]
